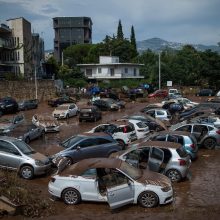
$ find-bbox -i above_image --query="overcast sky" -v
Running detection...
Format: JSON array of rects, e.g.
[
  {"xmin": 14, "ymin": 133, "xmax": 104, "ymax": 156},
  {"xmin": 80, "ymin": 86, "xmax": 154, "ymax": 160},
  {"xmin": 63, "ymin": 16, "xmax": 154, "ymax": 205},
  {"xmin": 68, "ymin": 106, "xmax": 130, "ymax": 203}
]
[{"xmin": 0, "ymin": 0, "xmax": 220, "ymax": 50}]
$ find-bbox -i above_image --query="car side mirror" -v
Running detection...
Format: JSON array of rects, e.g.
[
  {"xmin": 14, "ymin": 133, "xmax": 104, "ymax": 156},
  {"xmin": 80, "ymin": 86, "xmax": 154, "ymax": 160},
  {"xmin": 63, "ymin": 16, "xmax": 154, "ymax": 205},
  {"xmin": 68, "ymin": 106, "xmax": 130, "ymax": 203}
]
[{"xmin": 76, "ymin": 146, "xmax": 81, "ymax": 150}]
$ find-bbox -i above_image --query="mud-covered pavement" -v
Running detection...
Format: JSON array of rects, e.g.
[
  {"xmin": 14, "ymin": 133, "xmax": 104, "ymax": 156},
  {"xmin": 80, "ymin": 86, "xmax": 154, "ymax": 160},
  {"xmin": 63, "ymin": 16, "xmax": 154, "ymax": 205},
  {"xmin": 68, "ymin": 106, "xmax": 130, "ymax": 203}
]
[{"xmin": 2, "ymin": 98, "xmax": 220, "ymax": 220}]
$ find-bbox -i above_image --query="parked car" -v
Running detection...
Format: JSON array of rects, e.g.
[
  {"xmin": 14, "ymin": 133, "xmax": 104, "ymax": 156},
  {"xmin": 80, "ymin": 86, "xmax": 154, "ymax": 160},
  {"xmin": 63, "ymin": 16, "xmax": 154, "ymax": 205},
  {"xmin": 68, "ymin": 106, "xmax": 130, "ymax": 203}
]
[
  {"xmin": 48, "ymin": 157, "xmax": 173, "ymax": 208},
  {"xmin": 18, "ymin": 99, "xmax": 38, "ymax": 111},
  {"xmin": 52, "ymin": 103, "xmax": 79, "ymax": 119},
  {"xmin": 175, "ymin": 98, "xmax": 199, "ymax": 109},
  {"xmin": 0, "ymin": 114, "xmax": 25, "ymax": 135},
  {"xmin": 122, "ymin": 115, "xmax": 165, "ymax": 131},
  {"xmin": 0, "ymin": 136, "xmax": 51, "ymax": 179},
  {"xmin": 51, "ymin": 133, "xmax": 122, "ymax": 166},
  {"xmin": 171, "ymin": 123, "xmax": 220, "ymax": 150},
  {"xmin": 48, "ymin": 96, "xmax": 75, "ymax": 107},
  {"xmin": 87, "ymin": 121, "xmax": 137, "ymax": 149},
  {"xmin": 32, "ymin": 114, "xmax": 60, "ymax": 132},
  {"xmin": 148, "ymin": 90, "xmax": 168, "ymax": 98},
  {"xmin": 111, "ymin": 141, "xmax": 191, "ymax": 182},
  {"xmin": 190, "ymin": 114, "xmax": 220, "ymax": 128},
  {"xmin": 144, "ymin": 108, "xmax": 172, "ymax": 121},
  {"xmin": 92, "ymin": 98, "xmax": 119, "ymax": 111},
  {"xmin": 168, "ymin": 89, "xmax": 179, "ymax": 97},
  {"xmin": 145, "ymin": 130, "xmax": 198, "ymax": 160},
  {"xmin": 162, "ymin": 102, "xmax": 184, "ymax": 114},
  {"xmin": 0, "ymin": 97, "xmax": 18, "ymax": 116},
  {"xmin": 140, "ymin": 103, "xmax": 163, "ymax": 113},
  {"xmin": 79, "ymin": 106, "xmax": 102, "ymax": 122},
  {"xmin": 196, "ymin": 89, "xmax": 215, "ymax": 97}
]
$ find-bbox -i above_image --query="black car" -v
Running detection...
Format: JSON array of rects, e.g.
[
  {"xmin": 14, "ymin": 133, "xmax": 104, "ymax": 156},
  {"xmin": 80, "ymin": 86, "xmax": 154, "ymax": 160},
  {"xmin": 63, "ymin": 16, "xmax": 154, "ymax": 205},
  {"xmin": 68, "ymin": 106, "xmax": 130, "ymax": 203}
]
[
  {"xmin": 48, "ymin": 96, "xmax": 75, "ymax": 107},
  {"xmin": 0, "ymin": 97, "xmax": 18, "ymax": 116},
  {"xmin": 51, "ymin": 132, "xmax": 122, "ymax": 166},
  {"xmin": 196, "ymin": 89, "xmax": 215, "ymax": 97},
  {"xmin": 92, "ymin": 99, "xmax": 119, "ymax": 111},
  {"xmin": 18, "ymin": 99, "xmax": 38, "ymax": 111},
  {"xmin": 79, "ymin": 106, "xmax": 102, "ymax": 122}
]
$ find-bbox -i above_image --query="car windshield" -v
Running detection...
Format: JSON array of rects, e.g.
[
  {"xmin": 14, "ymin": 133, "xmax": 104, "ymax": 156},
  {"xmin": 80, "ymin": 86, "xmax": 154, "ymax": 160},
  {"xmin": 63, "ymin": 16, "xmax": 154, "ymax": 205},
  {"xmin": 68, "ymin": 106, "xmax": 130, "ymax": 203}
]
[
  {"xmin": 12, "ymin": 140, "xmax": 36, "ymax": 155},
  {"xmin": 81, "ymin": 108, "xmax": 92, "ymax": 113},
  {"xmin": 56, "ymin": 105, "xmax": 69, "ymax": 110},
  {"xmin": 119, "ymin": 161, "xmax": 142, "ymax": 180},
  {"xmin": 61, "ymin": 135, "xmax": 84, "ymax": 148}
]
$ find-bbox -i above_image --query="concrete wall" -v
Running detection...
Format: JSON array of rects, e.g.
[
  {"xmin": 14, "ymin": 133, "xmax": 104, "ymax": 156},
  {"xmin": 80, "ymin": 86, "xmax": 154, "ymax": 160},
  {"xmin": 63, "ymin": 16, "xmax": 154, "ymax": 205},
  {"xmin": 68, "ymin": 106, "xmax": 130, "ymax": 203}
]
[{"xmin": 0, "ymin": 80, "xmax": 57, "ymax": 102}]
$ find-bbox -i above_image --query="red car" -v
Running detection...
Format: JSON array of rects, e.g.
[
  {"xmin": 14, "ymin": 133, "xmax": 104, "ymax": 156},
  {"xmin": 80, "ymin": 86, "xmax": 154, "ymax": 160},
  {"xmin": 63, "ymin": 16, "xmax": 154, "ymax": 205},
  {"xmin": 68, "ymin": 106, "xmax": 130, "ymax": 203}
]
[{"xmin": 148, "ymin": 90, "xmax": 168, "ymax": 98}]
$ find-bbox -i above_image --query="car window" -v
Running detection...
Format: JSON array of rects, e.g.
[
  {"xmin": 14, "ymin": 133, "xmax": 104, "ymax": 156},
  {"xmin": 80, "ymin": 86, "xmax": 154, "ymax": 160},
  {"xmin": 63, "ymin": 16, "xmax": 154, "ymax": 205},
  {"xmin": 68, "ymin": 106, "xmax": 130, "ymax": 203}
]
[
  {"xmin": 12, "ymin": 140, "xmax": 35, "ymax": 155},
  {"xmin": 61, "ymin": 136, "xmax": 84, "ymax": 148},
  {"xmin": 153, "ymin": 135, "xmax": 166, "ymax": 141},
  {"xmin": 157, "ymin": 110, "xmax": 165, "ymax": 116},
  {"xmin": 176, "ymin": 146, "xmax": 188, "ymax": 157},
  {"xmin": 78, "ymin": 139, "xmax": 96, "ymax": 148},
  {"xmin": 167, "ymin": 135, "xmax": 178, "ymax": 143},
  {"xmin": 176, "ymin": 125, "xmax": 192, "ymax": 132},
  {"xmin": 94, "ymin": 125, "xmax": 107, "ymax": 132},
  {"xmin": 136, "ymin": 121, "xmax": 148, "ymax": 128},
  {"xmin": 124, "ymin": 149, "xmax": 141, "ymax": 160},
  {"xmin": 95, "ymin": 138, "xmax": 113, "ymax": 145},
  {"xmin": 82, "ymin": 168, "xmax": 97, "ymax": 178},
  {"xmin": 0, "ymin": 140, "xmax": 20, "ymax": 155},
  {"xmin": 193, "ymin": 125, "xmax": 208, "ymax": 133},
  {"xmin": 151, "ymin": 147, "xmax": 163, "ymax": 160}
]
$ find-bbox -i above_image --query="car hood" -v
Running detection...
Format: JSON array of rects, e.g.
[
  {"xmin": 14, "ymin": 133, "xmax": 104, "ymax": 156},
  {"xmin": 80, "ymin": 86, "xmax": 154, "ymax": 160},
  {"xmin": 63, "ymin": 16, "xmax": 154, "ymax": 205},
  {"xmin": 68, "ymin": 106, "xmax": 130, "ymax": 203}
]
[
  {"xmin": 53, "ymin": 110, "xmax": 66, "ymax": 114},
  {"xmin": 137, "ymin": 169, "xmax": 171, "ymax": 187},
  {"xmin": 31, "ymin": 152, "xmax": 48, "ymax": 161}
]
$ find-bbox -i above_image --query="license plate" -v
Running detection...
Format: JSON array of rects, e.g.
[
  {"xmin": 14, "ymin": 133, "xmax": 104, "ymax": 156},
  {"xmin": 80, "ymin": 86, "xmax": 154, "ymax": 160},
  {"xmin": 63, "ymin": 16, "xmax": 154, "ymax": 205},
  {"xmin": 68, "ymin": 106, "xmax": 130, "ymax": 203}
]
[{"xmin": 83, "ymin": 114, "xmax": 89, "ymax": 116}]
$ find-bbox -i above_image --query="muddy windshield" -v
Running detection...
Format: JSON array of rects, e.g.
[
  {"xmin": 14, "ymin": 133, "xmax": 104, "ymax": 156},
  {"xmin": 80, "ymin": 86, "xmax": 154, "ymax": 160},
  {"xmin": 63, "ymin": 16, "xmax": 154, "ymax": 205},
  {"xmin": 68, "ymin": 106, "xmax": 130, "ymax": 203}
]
[
  {"xmin": 12, "ymin": 140, "xmax": 35, "ymax": 155},
  {"xmin": 119, "ymin": 161, "xmax": 142, "ymax": 180}
]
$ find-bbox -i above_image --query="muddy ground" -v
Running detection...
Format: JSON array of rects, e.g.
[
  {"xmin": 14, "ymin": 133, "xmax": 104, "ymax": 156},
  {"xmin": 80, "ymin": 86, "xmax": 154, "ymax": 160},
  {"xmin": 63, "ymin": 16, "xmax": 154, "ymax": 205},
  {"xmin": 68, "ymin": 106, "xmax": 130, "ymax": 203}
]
[{"xmin": 2, "ymin": 96, "xmax": 220, "ymax": 220}]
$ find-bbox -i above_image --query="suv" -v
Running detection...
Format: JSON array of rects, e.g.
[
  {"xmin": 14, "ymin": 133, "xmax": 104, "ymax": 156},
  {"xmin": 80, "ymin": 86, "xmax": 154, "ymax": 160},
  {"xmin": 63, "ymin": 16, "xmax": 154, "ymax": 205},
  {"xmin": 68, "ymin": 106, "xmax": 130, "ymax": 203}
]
[
  {"xmin": 111, "ymin": 141, "xmax": 191, "ymax": 182},
  {"xmin": 87, "ymin": 121, "xmax": 137, "ymax": 149},
  {"xmin": 171, "ymin": 123, "xmax": 220, "ymax": 150},
  {"xmin": 79, "ymin": 106, "xmax": 102, "ymax": 122},
  {"xmin": 146, "ymin": 130, "xmax": 198, "ymax": 160},
  {"xmin": 51, "ymin": 133, "xmax": 122, "ymax": 166},
  {"xmin": 0, "ymin": 136, "xmax": 51, "ymax": 179},
  {"xmin": 92, "ymin": 98, "xmax": 119, "ymax": 111},
  {"xmin": 0, "ymin": 97, "xmax": 18, "ymax": 115},
  {"xmin": 196, "ymin": 89, "xmax": 215, "ymax": 97}
]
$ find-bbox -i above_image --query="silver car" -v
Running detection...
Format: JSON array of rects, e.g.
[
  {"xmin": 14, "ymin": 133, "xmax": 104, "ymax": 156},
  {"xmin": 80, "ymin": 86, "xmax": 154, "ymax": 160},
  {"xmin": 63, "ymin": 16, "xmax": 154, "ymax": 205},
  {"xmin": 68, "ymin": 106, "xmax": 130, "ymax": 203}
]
[
  {"xmin": 0, "ymin": 136, "xmax": 51, "ymax": 179},
  {"xmin": 111, "ymin": 141, "xmax": 191, "ymax": 182},
  {"xmin": 48, "ymin": 158, "xmax": 173, "ymax": 209}
]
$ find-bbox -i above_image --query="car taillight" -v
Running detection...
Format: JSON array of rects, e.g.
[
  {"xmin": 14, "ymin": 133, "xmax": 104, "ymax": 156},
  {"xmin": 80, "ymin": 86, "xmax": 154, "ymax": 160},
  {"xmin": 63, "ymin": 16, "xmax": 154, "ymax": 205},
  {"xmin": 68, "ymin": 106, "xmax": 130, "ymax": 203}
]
[
  {"xmin": 216, "ymin": 130, "xmax": 220, "ymax": 135},
  {"xmin": 178, "ymin": 159, "xmax": 187, "ymax": 166},
  {"xmin": 190, "ymin": 143, "xmax": 196, "ymax": 149},
  {"xmin": 50, "ymin": 177, "xmax": 56, "ymax": 183},
  {"xmin": 123, "ymin": 127, "xmax": 127, "ymax": 133}
]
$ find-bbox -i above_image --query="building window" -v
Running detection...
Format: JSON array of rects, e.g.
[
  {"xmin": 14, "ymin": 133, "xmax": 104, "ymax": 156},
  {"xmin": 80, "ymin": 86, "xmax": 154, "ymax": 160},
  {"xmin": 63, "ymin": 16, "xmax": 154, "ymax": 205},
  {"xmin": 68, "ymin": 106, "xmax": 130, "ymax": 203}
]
[
  {"xmin": 134, "ymin": 68, "xmax": 136, "ymax": 76},
  {"xmin": 98, "ymin": 68, "xmax": 102, "ymax": 74},
  {"xmin": 86, "ymin": 68, "xmax": 92, "ymax": 76},
  {"xmin": 17, "ymin": 51, "xmax": 20, "ymax": 61},
  {"xmin": 110, "ymin": 68, "xmax": 114, "ymax": 76},
  {"xmin": 124, "ymin": 68, "xmax": 128, "ymax": 74}
]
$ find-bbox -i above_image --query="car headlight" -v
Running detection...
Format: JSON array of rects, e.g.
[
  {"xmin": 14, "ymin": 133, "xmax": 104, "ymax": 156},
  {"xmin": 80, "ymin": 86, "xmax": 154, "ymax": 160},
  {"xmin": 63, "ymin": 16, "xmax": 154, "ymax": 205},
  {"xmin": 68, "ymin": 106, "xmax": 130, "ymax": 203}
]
[
  {"xmin": 161, "ymin": 186, "xmax": 171, "ymax": 192},
  {"xmin": 35, "ymin": 160, "xmax": 45, "ymax": 166}
]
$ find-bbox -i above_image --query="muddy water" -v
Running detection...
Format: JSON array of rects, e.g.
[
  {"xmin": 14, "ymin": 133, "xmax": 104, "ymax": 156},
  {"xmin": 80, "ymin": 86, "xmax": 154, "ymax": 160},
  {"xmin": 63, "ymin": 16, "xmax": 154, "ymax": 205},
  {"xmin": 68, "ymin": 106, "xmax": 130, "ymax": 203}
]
[{"xmin": 3, "ymin": 97, "xmax": 220, "ymax": 219}]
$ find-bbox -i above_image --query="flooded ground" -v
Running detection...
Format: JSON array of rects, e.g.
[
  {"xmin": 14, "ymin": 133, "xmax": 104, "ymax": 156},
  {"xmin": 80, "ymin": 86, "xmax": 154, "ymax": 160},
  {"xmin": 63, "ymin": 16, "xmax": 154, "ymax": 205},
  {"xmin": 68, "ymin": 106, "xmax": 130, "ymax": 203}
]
[{"xmin": 2, "ymin": 96, "xmax": 220, "ymax": 219}]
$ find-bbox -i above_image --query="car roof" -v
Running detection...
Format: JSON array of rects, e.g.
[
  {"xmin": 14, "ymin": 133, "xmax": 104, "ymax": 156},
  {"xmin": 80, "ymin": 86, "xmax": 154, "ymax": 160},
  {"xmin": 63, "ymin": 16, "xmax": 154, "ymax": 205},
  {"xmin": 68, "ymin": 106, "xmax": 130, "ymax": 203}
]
[
  {"xmin": 155, "ymin": 130, "xmax": 192, "ymax": 137},
  {"xmin": 80, "ymin": 132, "xmax": 112, "ymax": 137},
  {"xmin": 0, "ymin": 135, "xmax": 19, "ymax": 142}
]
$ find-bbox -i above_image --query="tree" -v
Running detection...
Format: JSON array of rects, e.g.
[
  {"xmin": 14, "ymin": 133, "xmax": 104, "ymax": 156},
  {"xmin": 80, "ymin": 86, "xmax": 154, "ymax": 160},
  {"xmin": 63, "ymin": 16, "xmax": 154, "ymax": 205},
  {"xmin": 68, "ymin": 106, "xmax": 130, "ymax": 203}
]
[
  {"xmin": 130, "ymin": 25, "xmax": 137, "ymax": 54},
  {"xmin": 117, "ymin": 20, "xmax": 124, "ymax": 40}
]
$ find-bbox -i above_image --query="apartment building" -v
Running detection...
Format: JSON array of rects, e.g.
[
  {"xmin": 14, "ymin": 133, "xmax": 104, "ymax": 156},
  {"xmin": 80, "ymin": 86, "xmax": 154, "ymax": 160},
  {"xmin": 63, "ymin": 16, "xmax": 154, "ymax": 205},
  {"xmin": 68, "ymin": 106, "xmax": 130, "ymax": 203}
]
[{"xmin": 53, "ymin": 17, "xmax": 92, "ymax": 62}]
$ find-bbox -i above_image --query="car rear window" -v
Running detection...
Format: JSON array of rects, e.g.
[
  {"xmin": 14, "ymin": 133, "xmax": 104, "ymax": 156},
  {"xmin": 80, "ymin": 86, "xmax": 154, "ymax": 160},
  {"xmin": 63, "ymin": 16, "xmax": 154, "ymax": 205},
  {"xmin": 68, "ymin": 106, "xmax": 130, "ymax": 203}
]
[
  {"xmin": 81, "ymin": 108, "xmax": 92, "ymax": 113},
  {"xmin": 136, "ymin": 122, "xmax": 148, "ymax": 128},
  {"xmin": 176, "ymin": 146, "xmax": 188, "ymax": 158}
]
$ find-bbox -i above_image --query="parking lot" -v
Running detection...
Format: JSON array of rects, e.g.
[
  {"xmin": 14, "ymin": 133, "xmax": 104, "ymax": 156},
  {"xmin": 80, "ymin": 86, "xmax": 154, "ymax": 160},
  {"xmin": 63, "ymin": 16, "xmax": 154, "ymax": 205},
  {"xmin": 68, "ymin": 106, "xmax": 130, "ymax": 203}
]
[{"xmin": 1, "ymin": 98, "xmax": 220, "ymax": 219}]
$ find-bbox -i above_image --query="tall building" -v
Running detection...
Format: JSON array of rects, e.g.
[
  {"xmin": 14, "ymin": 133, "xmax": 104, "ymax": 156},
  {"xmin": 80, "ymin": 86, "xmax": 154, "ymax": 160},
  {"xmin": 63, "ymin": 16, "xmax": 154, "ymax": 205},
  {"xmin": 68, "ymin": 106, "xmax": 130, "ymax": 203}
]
[{"xmin": 53, "ymin": 17, "xmax": 92, "ymax": 62}]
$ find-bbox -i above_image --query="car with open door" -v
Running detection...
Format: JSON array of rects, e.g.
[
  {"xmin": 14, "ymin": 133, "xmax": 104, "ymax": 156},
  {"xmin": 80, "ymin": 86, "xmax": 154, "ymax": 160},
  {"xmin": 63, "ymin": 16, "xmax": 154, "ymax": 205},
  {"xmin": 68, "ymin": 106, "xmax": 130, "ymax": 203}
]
[
  {"xmin": 48, "ymin": 157, "xmax": 173, "ymax": 209},
  {"xmin": 111, "ymin": 141, "xmax": 191, "ymax": 182}
]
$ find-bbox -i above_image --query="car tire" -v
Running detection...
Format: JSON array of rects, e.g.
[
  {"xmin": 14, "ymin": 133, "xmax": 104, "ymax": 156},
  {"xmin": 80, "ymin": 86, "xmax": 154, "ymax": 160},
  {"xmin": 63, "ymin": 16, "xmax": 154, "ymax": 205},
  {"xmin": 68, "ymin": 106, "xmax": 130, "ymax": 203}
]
[
  {"xmin": 116, "ymin": 139, "xmax": 126, "ymax": 150},
  {"xmin": 203, "ymin": 138, "xmax": 216, "ymax": 150},
  {"xmin": 25, "ymin": 137, "xmax": 30, "ymax": 144},
  {"xmin": 166, "ymin": 169, "xmax": 182, "ymax": 182},
  {"xmin": 20, "ymin": 165, "xmax": 34, "ymax": 179},
  {"xmin": 138, "ymin": 191, "xmax": 159, "ymax": 208},
  {"xmin": 62, "ymin": 188, "xmax": 81, "ymax": 205}
]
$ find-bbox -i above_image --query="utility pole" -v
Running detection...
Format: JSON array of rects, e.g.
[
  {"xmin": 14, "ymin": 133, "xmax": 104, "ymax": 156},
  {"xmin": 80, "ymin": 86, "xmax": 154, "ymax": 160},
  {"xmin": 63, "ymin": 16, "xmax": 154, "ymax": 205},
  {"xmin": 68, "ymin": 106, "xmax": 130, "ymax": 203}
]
[
  {"xmin": 34, "ymin": 65, "xmax": 38, "ymax": 100},
  {"xmin": 158, "ymin": 52, "xmax": 161, "ymax": 90}
]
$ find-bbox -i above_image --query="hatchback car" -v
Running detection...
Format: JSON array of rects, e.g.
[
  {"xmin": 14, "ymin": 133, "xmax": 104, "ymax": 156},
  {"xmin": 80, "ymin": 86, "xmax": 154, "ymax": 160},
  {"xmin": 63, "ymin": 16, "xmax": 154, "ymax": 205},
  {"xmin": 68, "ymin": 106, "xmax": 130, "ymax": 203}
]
[
  {"xmin": 171, "ymin": 123, "xmax": 220, "ymax": 149},
  {"xmin": 87, "ymin": 121, "xmax": 137, "ymax": 149},
  {"xmin": 79, "ymin": 106, "xmax": 102, "ymax": 122},
  {"xmin": 92, "ymin": 98, "xmax": 119, "ymax": 111},
  {"xmin": 0, "ymin": 136, "xmax": 51, "ymax": 179},
  {"xmin": 144, "ymin": 108, "xmax": 172, "ymax": 121},
  {"xmin": 51, "ymin": 133, "xmax": 122, "ymax": 166},
  {"xmin": 146, "ymin": 131, "xmax": 198, "ymax": 160},
  {"xmin": 111, "ymin": 141, "xmax": 191, "ymax": 182},
  {"xmin": 48, "ymin": 96, "xmax": 75, "ymax": 107},
  {"xmin": 196, "ymin": 89, "xmax": 215, "ymax": 97},
  {"xmin": 148, "ymin": 90, "xmax": 168, "ymax": 98},
  {"xmin": 18, "ymin": 99, "xmax": 38, "ymax": 111},
  {"xmin": 48, "ymin": 158, "xmax": 173, "ymax": 209},
  {"xmin": 52, "ymin": 103, "xmax": 79, "ymax": 119},
  {"xmin": 0, "ymin": 97, "xmax": 18, "ymax": 115}
]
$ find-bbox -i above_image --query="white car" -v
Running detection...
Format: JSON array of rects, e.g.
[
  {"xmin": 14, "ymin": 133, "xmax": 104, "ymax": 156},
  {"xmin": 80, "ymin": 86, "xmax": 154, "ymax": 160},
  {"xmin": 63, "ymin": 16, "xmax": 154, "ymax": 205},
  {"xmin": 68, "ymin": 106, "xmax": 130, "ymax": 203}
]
[
  {"xmin": 87, "ymin": 122, "xmax": 137, "ymax": 149},
  {"xmin": 144, "ymin": 109, "xmax": 172, "ymax": 121},
  {"xmin": 176, "ymin": 98, "xmax": 199, "ymax": 109},
  {"xmin": 48, "ymin": 158, "xmax": 173, "ymax": 209},
  {"xmin": 52, "ymin": 103, "xmax": 79, "ymax": 119}
]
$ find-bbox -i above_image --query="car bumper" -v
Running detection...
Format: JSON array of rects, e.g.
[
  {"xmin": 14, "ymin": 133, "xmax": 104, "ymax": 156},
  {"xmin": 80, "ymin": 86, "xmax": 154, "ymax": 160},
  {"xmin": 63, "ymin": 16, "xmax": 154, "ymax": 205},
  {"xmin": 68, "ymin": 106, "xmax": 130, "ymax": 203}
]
[
  {"xmin": 159, "ymin": 189, "xmax": 174, "ymax": 205},
  {"xmin": 48, "ymin": 182, "xmax": 62, "ymax": 198},
  {"xmin": 34, "ymin": 163, "xmax": 52, "ymax": 176},
  {"xmin": 45, "ymin": 126, "xmax": 60, "ymax": 132}
]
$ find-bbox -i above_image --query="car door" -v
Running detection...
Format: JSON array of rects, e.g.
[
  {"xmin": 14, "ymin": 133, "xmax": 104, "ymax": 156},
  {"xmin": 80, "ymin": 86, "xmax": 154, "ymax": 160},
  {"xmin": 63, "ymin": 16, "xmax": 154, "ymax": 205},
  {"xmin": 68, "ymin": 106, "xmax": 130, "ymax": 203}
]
[
  {"xmin": 148, "ymin": 147, "xmax": 164, "ymax": 172},
  {"xmin": 106, "ymin": 171, "xmax": 134, "ymax": 209},
  {"xmin": 192, "ymin": 125, "xmax": 208, "ymax": 142},
  {"xmin": 69, "ymin": 104, "xmax": 76, "ymax": 117},
  {"xmin": 0, "ymin": 140, "xmax": 21, "ymax": 170}
]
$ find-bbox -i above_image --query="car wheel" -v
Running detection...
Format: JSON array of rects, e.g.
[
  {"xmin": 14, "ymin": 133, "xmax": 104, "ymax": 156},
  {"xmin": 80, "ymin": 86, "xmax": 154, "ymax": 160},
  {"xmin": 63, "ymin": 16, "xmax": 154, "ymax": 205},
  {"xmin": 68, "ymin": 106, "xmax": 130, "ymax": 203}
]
[
  {"xmin": 138, "ymin": 191, "xmax": 159, "ymax": 208},
  {"xmin": 25, "ymin": 137, "xmax": 30, "ymax": 144},
  {"xmin": 116, "ymin": 139, "xmax": 126, "ymax": 150},
  {"xmin": 62, "ymin": 188, "xmax": 81, "ymax": 205},
  {"xmin": 203, "ymin": 138, "xmax": 216, "ymax": 150},
  {"xmin": 20, "ymin": 166, "xmax": 34, "ymax": 179},
  {"xmin": 166, "ymin": 169, "xmax": 182, "ymax": 182}
]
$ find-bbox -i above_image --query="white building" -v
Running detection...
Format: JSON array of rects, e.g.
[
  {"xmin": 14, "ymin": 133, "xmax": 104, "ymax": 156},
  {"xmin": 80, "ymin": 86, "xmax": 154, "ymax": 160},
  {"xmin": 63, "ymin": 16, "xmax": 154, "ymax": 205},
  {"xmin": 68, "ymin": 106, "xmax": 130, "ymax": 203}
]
[{"xmin": 77, "ymin": 56, "xmax": 144, "ymax": 79}]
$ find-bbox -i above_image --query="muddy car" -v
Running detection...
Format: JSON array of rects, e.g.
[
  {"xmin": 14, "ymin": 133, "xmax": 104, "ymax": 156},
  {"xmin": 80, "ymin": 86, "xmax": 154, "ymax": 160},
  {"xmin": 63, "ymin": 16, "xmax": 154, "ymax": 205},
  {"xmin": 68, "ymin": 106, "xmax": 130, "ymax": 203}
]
[
  {"xmin": 52, "ymin": 103, "xmax": 79, "ymax": 119},
  {"xmin": 48, "ymin": 96, "xmax": 75, "ymax": 107},
  {"xmin": 111, "ymin": 141, "xmax": 191, "ymax": 182},
  {"xmin": 48, "ymin": 158, "xmax": 173, "ymax": 209},
  {"xmin": 79, "ymin": 106, "xmax": 102, "ymax": 122},
  {"xmin": 0, "ymin": 136, "xmax": 51, "ymax": 179},
  {"xmin": 32, "ymin": 114, "xmax": 60, "ymax": 132},
  {"xmin": 18, "ymin": 99, "xmax": 38, "ymax": 111}
]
